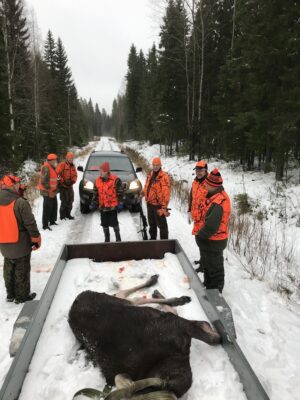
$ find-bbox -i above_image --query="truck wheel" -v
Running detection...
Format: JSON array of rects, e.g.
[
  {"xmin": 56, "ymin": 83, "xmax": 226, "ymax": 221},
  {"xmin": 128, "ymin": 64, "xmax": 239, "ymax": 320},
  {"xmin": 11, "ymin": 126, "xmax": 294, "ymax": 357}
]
[{"xmin": 80, "ymin": 202, "xmax": 90, "ymax": 214}]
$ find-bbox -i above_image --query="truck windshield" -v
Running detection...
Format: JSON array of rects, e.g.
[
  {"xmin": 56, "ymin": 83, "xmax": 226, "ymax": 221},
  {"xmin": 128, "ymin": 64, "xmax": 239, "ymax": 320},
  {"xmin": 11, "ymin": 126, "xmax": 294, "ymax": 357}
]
[{"xmin": 87, "ymin": 156, "xmax": 133, "ymax": 172}]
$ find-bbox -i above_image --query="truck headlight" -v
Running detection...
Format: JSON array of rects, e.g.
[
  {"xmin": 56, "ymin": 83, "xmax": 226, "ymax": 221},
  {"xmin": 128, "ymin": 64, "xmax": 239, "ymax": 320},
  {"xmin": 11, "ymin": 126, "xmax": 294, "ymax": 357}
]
[
  {"xmin": 83, "ymin": 180, "xmax": 94, "ymax": 190},
  {"xmin": 129, "ymin": 180, "xmax": 140, "ymax": 190}
]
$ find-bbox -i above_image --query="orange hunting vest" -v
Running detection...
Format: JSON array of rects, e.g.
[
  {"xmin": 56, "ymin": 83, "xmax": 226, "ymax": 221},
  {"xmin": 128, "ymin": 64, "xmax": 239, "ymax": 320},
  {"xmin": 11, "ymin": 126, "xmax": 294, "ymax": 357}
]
[
  {"xmin": 191, "ymin": 179, "xmax": 207, "ymax": 222},
  {"xmin": 95, "ymin": 174, "xmax": 119, "ymax": 208},
  {"xmin": 143, "ymin": 170, "xmax": 171, "ymax": 208},
  {"xmin": 193, "ymin": 190, "xmax": 231, "ymax": 239},
  {"xmin": 0, "ymin": 200, "xmax": 19, "ymax": 243},
  {"xmin": 56, "ymin": 161, "xmax": 77, "ymax": 187},
  {"xmin": 38, "ymin": 162, "xmax": 58, "ymax": 192}
]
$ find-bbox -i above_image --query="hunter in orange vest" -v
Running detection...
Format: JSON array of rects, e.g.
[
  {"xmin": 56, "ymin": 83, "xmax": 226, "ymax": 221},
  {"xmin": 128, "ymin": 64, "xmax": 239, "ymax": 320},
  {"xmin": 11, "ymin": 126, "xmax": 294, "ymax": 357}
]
[
  {"xmin": 188, "ymin": 160, "xmax": 208, "ymax": 269},
  {"xmin": 56, "ymin": 152, "xmax": 77, "ymax": 220},
  {"xmin": 194, "ymin": 168, "xmax": 231, "ymax": 293},
  {"xmin": 141, "ymin": 157, "xmax": 171, "ymax": 240},
  {"xmin": 92, "ymin": 162, "xmax": 124, "ymax": 242},
  {"xmin": 0, "ymin": 175, "xmax": 41, "ymax": 303},
  {"xmin": 38, "ymin": 153, "xmax": 59, "ymax": 230}
]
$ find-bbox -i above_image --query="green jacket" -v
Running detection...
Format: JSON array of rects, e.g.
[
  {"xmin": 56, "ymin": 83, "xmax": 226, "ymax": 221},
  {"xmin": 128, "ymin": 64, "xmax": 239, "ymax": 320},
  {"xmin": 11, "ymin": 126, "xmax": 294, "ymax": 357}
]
[{"xmin": 0, "ymin": 189, "xmax": 40, "ymax": 259}]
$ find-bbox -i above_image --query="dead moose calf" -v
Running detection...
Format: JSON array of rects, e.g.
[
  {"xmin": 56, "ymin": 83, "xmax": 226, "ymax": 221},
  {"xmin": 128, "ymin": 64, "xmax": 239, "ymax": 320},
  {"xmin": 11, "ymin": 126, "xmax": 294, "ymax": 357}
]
[{"xmin": 68, "ymin": 275, "xmax": 221, "ymax": 399}]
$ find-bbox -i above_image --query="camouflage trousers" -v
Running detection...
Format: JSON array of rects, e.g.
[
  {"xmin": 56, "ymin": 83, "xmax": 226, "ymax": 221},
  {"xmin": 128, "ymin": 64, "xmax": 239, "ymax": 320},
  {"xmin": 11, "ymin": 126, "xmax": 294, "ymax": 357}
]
[{"xmin": 3, "ymin": 253, "xmax": 31, "ymax": 301}]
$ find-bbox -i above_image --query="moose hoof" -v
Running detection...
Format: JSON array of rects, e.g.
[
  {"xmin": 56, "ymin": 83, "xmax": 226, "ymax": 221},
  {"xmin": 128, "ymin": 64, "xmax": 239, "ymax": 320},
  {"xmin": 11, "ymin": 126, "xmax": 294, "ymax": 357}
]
[{"xmin": 145, "ymin": 274, "xmax": 159, "ymax": 287}]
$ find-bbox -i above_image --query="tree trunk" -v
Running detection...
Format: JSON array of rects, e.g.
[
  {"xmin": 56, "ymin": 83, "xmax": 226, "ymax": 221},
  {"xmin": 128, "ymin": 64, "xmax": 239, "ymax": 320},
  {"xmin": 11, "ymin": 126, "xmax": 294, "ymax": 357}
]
[
  {"xmin": 197, "ymin": 0, "xmax": 205, "ymax": 158},
  {"xmin": 2, "ymin": 1, "xmax": 16, "ymax": 154}
]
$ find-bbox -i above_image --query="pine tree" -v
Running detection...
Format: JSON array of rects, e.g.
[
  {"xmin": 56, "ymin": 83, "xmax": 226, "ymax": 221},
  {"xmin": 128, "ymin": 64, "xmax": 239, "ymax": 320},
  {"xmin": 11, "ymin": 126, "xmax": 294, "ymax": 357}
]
[
  {"xmin": 43, "ymin": 29, "xmax": 56, "ymax": 74},
  {"xmin": 158, "ymin": 0, "xmax": 188, "ymax": 155},
  {"xmin": 125, "ymin": 44, "xmax": 140, "ymax": 138}
]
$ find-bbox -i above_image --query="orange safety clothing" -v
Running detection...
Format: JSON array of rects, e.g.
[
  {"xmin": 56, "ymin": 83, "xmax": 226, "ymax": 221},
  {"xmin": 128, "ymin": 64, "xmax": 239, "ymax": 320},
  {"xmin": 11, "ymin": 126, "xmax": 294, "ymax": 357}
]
[
  {"xmin": 38, "ymin": 162, "xmax": 58, "ymax": 193},
  {"xmin": 95, "ymin": 174, "xmax": 119, "ymax": 208},
  {"xmin": 191, "ymin": 179, "xmax": 207, "ymax": 223},
  {"xmin": 0, "ymin": 200, "xmax": 19, "ymax": 243},
  {"xmin": 143, "ymin": 170, "xmax": 171, "ymax": 208},
  {"xmin": 193, "ymin": 190, "xmax": 231, "ymax": 239},
  {"xmin": 56, "ymin": 161, "xmax": 77, "ymax": 188}
]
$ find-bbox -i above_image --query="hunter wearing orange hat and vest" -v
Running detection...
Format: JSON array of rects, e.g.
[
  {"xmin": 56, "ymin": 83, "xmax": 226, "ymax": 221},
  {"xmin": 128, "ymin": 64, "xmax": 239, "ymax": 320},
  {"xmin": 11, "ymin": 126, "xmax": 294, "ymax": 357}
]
[
  {"xmin": 188, "ymin": 160, "xmax": 208, "ymax": 270},
  {"xmin": 56, "ymin": 152, "xmax": 77, "ymax": 220},
  {"xmin": 141, "ymin": 157, "xmax": 171, "ymax": 240},
  {"xmin": 194, "ymin": 168, "xmax": 231, "ymax": 293},
  {"xmin": 0, "ymin": 175, "xmax": 41, "ymax": 303},
  {"xmin": 38, "ymin": 153, "xmax": 59, "ymax": 230},
  {"xmin": 92, "ymin": 161, "xmax": 124, "ymax": 242}
]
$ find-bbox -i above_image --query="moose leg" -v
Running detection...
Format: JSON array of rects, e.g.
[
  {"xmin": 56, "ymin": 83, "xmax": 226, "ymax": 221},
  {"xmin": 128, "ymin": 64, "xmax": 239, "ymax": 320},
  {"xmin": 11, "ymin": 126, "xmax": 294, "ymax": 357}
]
[
  {"xmin": 152, "ymin": 289, "xmax": 178, "ymax": 315},
  {"xmin": 114, "ymin": 275, "xmax": 159, "ymax": 299},
  {"xmin": 131, "ymin": 295, "xmax": 191, "ymax": 307}
]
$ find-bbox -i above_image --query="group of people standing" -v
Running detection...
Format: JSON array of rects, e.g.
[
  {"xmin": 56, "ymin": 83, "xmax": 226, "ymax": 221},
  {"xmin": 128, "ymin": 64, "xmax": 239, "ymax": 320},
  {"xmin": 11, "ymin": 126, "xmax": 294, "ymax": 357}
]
[
  {"xmin": 38, "ymin": 152, "xmax": 77, "ymax": 230},
  {"xmin": 0, "ymin": 151, "xmax": 231, "ymax": 304},
  {"xmin": 97, "ymin": 156, "xmax": 231, "ymax": 293},
  {"xmin": 0, "ymin": 152, "xmax": 78, "ymax": 303}
]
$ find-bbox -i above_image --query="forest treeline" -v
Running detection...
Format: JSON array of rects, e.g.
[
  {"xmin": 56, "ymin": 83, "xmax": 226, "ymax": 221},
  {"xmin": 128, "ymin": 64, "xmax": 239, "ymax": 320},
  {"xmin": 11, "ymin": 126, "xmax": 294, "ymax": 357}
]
[
  {"xmin": 0, "ymin": 0, "xmax": 110, "ymax": 173},
  {"xmin": 109, "ymin": 0, "xmax": 300, "ymax": 179}
]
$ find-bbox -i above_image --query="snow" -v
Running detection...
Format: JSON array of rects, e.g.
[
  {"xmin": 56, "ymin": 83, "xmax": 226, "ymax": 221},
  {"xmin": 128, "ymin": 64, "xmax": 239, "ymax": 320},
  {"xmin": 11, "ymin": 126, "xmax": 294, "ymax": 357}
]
[{"xmin": 1, "ymin": 137, "xmax": 300, "ymax": 400}]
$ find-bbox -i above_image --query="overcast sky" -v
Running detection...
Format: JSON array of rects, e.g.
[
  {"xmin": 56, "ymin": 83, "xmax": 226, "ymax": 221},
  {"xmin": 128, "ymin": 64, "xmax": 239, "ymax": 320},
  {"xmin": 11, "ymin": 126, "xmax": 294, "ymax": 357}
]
[{"xmin": 25, "ymin": 0, "xmax": 162, "ymax": 114}]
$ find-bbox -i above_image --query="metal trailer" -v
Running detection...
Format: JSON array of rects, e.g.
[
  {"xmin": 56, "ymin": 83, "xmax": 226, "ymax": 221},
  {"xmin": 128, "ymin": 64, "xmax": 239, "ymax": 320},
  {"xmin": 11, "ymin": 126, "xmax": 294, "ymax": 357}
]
[{"xmin": 0, "ymin": 240, "xmax": 270, "ymax": 400}]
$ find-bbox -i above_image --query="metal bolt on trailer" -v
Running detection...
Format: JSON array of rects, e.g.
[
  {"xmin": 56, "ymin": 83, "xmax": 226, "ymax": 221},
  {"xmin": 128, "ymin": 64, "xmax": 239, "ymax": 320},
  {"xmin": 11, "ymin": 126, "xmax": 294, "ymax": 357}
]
[{"xmin": 0, "ymin": 240, "xmax": 270, "ymax": 400}]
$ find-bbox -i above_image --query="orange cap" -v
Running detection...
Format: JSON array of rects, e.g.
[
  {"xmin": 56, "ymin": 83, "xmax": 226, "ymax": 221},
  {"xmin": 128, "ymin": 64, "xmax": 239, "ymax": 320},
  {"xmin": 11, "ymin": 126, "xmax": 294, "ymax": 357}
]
[
  {"xmin": 194, "ymin": 160, "xmax": 208, "ymax": 170},
  {"xmin": 152, "ymin": 157, "xmax": 161, "ymax": 166},
  {"xmin": 47, "ymin": 153, "xmax": 58, "ymax": 161},
  {"xmin": 2, "ymin": 175, "xmax": 21, "ymax": 187},
  {"xmin": 66, "ymin": 152, "xmax": 74, "ymax": 159}
]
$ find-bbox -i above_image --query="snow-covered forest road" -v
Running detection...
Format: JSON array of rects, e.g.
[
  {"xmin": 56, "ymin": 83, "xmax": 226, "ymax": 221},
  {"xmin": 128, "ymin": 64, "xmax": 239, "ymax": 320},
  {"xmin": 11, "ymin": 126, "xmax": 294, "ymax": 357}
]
[{"xmin": 1, "ymin": 137, "xmax": 300, "ymax": 400}]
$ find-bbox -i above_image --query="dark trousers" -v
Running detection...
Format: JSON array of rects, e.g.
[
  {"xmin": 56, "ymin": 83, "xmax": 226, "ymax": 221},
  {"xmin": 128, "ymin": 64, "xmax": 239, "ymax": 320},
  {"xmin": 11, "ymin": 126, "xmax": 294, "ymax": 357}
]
[
  {"xmin": 147, "ymin": 203, "xmax": 168, "ymax": 240},
  {"xmin": 195, "ymin": 236, "xmax": 227, "ymax": 292},
  {"xmin": 3, "ymin": 253, "xmax": 31, "ymax": 301},
  {"xmin": 100, "ymin": 210, "xmax": 121, "ymax": 242},
  {"xmin": 59, "ymin": 186, "xmax": 74, "ymax": 219},
  {"xmin": 42, "ymin": 195, "xmax": 57, "ymax": 228}
]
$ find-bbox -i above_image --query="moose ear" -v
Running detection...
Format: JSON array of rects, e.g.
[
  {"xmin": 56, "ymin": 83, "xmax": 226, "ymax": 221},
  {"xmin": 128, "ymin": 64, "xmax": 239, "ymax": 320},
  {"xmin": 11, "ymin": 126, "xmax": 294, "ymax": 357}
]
[{"xmin": 184, "ymin": 320, "xmax": 221, "ymax": 345}]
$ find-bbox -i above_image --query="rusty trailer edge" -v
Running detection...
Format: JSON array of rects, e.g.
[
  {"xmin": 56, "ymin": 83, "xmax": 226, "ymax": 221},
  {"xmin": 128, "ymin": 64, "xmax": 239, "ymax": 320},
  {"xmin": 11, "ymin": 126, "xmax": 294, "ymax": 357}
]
[{"xmin": 0, "ymin": 240, "xmax": 269, "ymax": 400}]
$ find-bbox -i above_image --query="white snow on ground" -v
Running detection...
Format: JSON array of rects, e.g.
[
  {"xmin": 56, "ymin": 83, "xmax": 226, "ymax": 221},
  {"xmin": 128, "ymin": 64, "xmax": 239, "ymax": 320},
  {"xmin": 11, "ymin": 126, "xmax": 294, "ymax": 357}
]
[{"xmin": 1, "ymin": 136, "xmax": 300, "ymax": 400}]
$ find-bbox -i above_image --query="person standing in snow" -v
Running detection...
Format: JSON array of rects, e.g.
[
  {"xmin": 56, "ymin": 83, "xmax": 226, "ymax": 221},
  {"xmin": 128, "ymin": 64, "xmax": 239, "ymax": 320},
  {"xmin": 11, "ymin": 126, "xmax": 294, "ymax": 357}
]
[
  {"xmin": 141, "ymin": 157, "xmax": 171, "ymax": 240},
  {"xmin": 0, "ymin": 175, "xmax": 41, "ymax": 303},
  {"xmin": 56, "ymin": 152, "xmax": 77, "ymax": 220},
  {"xmin": 38, "ymin": 153, "xmax": 59, "ymax": 230},
  {"xmin": 194, "ymin": 168, "xmax": 231, "ymax": 293},
  {"xmin": 188, "ymin": 160, "xmax": 208, "ymax": 271},
  {"xmin": 92, "ymin": 161, "xmax": 124, "ymax": 242}
]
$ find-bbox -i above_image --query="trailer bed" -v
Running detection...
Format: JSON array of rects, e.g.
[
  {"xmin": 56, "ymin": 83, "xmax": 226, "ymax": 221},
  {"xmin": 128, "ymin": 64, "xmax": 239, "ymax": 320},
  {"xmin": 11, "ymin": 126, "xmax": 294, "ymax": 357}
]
[{"xmin": 0, "ymin": 240, "xmax": 269, "ymax": 400}]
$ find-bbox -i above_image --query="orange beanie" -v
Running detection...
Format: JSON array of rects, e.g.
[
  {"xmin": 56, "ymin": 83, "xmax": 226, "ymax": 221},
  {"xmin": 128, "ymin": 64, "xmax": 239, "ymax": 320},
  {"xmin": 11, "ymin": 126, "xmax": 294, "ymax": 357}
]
[
  {"xmin": 205, "ymin": 168, "xmax": 223, "ymax": 187},
  {"xmin": 152, "ymin": 157, "xmax": 162, "ymax": 166},
  {"xmin": 100, "ymin": 162, "xmax": 110, "ymax": 173},
  {"xmin": 66, "ymin": 152, "xmax": 74, "ymax": 159}
]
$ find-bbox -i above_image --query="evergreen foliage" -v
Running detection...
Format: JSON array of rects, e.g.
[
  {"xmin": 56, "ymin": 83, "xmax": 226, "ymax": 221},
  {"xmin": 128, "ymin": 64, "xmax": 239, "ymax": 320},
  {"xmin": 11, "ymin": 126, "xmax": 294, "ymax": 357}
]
[
  {"xmin": 109, "ymin": 0, "xmax": 300, "ymax": 179},
  {"xmin": 0, "ymin": 0, "xmax": 105, "ymax": 173}
]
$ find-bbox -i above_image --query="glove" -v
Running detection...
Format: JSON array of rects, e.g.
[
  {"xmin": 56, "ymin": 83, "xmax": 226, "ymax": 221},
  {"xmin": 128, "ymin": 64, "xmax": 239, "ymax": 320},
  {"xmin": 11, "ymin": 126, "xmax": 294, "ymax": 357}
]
[
  {"xmin": 157, "ymin": 208, "xmax": 170, "ymax": 217},
  {"xmin": 89, "ymin": 202, "xmax": 98, "ymax": 211},
  {"xmin": 31, "ymin": 235, "xmax": 41, "ymax": 251},
  {"xmin": 117, "ymin": 203, "xmax": 124, "ymax": 211},
  {"xmin": 187, "ymin": 212, "xmax": 192, "ymax": 224}
]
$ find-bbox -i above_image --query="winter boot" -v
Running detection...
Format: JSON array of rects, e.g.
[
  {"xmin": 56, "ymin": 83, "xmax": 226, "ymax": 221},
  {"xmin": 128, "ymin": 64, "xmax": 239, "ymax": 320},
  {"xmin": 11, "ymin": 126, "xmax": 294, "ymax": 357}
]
[
  {"xmin": 103, "ymin": 227, "xmax": 110, "ymax": 243},
  {"xmin": 14, "ymin": 292, "xmax": 36, "ymax": 304},
  {"xmin": 113, "ymin": 227, "xmax": 121, "ymax": 242}
]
